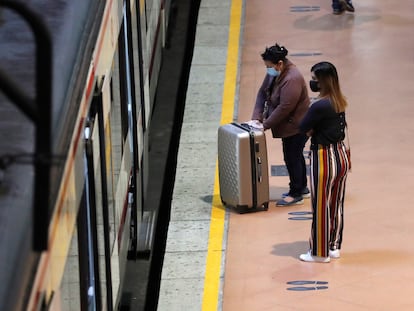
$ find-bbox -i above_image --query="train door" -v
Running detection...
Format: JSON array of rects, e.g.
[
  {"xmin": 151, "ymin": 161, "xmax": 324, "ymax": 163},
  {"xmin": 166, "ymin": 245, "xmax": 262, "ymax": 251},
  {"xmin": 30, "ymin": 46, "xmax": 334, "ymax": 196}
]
[
  {"xmin": 119, "ymin": 2, "xmax": 140, "ymax": 262},
  {"xmin": 96, "ymin": 8, "xmax": 143, "ymax": 303},
  {"xmin": 78, "ymin": 88, "xmax": 117, "ymax": 311},
  {"xmin": 131, "ymin": 0, "xmax": 153, "ymax": 258},
  {"xmin": 55, "ymin": 91, "xmax": 113, "ymax": 311}
]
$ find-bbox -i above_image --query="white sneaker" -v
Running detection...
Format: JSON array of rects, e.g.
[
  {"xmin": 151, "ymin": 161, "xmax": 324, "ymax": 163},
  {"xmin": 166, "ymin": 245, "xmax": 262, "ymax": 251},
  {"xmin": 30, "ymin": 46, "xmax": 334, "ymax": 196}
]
[
  {"xmin": 329, "ymin": 249, "xmax": 340, "ymax": 259},
  {"xmin": 299, "ymin": 250, "xmax": 330, "ymax": 263}
]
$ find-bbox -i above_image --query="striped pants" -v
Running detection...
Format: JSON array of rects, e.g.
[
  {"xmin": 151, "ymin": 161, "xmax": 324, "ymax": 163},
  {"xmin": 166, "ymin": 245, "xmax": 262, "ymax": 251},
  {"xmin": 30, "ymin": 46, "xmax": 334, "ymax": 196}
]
[{"xmin": 309, "ymin": 142, "xmax": 350, "ymax": 257}]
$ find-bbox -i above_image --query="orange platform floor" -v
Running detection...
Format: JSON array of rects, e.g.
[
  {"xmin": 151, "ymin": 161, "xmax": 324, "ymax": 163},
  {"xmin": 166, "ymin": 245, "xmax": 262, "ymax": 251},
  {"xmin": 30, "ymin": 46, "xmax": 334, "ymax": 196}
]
[{"xmin": 224, "ymin": 0, "xmax": 414, "ymax": 310}]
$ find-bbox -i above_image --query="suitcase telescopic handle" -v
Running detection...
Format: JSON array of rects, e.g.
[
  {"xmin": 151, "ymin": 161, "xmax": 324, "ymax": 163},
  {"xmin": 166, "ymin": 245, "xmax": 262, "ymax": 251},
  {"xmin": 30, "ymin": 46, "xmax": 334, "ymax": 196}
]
[{"xmin": 257, "ymin": 157, "xmax": 263, "ymax": 182}]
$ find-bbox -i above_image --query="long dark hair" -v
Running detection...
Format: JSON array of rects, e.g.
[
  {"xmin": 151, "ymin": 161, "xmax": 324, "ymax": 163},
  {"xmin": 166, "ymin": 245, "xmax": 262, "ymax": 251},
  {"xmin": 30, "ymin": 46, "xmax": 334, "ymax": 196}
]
[{"xmin": 311, "ymin": 61, "xmax": 347, "ymax": 112}]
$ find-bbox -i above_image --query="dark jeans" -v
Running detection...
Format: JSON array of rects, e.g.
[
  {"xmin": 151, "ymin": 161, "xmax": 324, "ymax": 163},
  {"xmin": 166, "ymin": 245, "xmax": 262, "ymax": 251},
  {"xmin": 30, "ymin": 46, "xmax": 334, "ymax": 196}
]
[
  {"xmin": 332, "ymin": 0, "xmax": 341, "ymax": 10},
  {"xmin": 282, "ymin": 133, "xmax": 309, "ymax": 197},
  {"xmin": 332, "ymin": 0, "xmax": 351, "ymax": 10}
]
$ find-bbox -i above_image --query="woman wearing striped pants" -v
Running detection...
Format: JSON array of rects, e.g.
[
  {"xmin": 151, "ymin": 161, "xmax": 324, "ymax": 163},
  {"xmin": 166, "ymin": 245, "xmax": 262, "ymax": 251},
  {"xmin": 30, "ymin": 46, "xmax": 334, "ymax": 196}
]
[{"xmin": 299, "ymin": 61, "xmax": 350, "ymax": 263}]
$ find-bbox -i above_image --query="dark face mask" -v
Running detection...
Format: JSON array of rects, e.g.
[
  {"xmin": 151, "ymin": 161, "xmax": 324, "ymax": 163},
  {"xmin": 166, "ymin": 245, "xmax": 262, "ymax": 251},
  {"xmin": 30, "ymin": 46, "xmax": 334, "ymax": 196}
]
[{"xmin": 309, "ymin": 80, "xmax": 320, "ymax": 92}]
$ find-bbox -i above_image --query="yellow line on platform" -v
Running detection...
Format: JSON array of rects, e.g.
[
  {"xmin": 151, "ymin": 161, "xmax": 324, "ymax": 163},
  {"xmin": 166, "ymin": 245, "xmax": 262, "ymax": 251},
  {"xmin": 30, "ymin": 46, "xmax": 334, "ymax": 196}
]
[{"xmin": 202, "ymin": 0, "xmax": 242, "ymax": 310}]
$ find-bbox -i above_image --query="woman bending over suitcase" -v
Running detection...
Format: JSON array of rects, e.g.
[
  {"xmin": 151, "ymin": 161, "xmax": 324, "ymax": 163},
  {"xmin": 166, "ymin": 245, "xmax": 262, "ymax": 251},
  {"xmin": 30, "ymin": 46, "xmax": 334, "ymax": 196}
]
[
  {"xmin": 299, "ymin": 61, "xmax": 350, "ymax": 263},
  {"xmin": 250, "ymin": 43, "xmax": 310, "ymax": 207}
]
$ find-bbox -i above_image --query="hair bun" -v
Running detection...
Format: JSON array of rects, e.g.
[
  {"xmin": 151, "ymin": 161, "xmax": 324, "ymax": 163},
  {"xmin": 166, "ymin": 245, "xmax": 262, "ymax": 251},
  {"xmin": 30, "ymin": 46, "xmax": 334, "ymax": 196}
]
[
  {"xmin": 273, "ymin": 43, "xmax": 288, "ymax": 57},
  {"xmin": 262, "ymin": 43, "xmax": 288, "ymax": 63},
  {"xmin": 280, "ymin": 46, "xmax": 288, "ymax": 57}
]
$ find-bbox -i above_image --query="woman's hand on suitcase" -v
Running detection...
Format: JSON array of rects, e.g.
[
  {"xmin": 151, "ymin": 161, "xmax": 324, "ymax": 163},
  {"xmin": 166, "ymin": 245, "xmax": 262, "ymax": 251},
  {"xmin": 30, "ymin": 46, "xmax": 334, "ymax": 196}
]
[{"xmin": 245, "ymin": 120, "xmax": 264, "ymax": 130}]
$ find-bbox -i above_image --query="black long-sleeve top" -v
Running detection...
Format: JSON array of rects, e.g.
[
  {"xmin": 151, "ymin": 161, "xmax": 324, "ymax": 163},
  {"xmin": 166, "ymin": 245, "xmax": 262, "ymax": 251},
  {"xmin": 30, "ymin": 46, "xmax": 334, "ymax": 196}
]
[{"xmin": 299, "ymin": 98, "xmax": 346, "ymax": 150}]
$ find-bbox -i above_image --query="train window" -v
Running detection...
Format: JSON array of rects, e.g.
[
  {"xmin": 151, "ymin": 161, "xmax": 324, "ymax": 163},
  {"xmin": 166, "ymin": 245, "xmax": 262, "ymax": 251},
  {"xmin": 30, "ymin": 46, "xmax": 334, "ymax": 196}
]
[
  {"xmin": 99, "ymin": 77, "xmax": 120, "ymax": 308},
  {"xmin": 144, "ymin": 0, "xmax": 149, "ymax": 31},
  {"xmin": 132, "ymin": 0, "xmax": 147, "ymax": 135},
  {"xmin": 109, "ymin": 44, "xmax": 123, "ymax": 257},
  {"xmin": 110, "ymin": 13, "xmax": 137, "ymax": 204},
  {"xmin": 118, "ymin": 18, "xmax": 135, "ymax": 152},
  {"xmin": 110, "ymin": 45, "xmax": 124, "ymax": 188}
]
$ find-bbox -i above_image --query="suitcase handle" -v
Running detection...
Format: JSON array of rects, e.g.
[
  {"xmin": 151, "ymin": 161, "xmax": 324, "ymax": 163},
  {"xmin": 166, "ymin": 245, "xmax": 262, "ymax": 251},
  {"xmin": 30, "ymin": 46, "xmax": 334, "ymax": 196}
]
[{"xmin": 257, "ymin": 157, "xmax": 263, "ymax": 183}]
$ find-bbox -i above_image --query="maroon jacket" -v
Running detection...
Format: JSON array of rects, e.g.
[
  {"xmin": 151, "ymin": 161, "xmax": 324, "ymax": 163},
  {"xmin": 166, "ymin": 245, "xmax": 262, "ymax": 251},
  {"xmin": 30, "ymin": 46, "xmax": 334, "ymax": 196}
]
[{"xmin": 251, "ymin": 60, "xmax": 310, "ymax": 138}]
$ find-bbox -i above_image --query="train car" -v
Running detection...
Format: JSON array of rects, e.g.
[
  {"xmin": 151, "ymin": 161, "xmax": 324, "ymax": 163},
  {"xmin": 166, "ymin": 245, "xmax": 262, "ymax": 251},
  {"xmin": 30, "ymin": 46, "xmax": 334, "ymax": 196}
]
[{"xmin": 0, "ymin": 0, "xmax": 170, "ymax": 310}]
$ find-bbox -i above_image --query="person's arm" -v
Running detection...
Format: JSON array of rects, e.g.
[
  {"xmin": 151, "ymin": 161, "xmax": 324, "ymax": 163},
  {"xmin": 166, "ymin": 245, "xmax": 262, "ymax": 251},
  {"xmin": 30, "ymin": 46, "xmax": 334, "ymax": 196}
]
[
  {"xmin": 251, "ymin": 75, "xmax": 272, "ymax": 121},
  {"xmin": 299, "ymin": 100, "xmax": 325, "ymax": 133},
  {"xmin": 263, "ymin": 76, "xmax": 303, "ymax": 129}
]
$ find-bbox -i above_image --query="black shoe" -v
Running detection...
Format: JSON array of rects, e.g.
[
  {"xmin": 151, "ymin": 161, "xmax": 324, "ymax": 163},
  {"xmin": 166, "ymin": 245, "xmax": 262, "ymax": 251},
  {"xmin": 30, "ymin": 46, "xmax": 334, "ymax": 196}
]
[
  {"xmin": 341, "ymin": 0, "xmax": 355, "ymax": 12},
  {"xmin": 333, "ymin": 8, "xmax": 345, "ymax": 15},
  {"xmin": 282, "ymin": 187, "xmax": 310, "ymax": 199}
]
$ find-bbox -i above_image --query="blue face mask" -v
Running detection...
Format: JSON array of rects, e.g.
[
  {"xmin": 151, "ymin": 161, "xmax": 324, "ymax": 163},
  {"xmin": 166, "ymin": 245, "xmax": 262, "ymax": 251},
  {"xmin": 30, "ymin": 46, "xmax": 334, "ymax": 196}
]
[{"xmin": 267, "ymin": 67, "xmax": 280, "ymax": 77}]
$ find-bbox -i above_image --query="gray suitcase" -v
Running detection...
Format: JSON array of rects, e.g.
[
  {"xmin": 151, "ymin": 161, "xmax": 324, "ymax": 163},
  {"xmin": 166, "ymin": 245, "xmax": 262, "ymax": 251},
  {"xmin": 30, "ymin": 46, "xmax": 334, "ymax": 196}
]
[{"xmin": 218, "ymin": 122, "xmax": 269, "ymax": 213}]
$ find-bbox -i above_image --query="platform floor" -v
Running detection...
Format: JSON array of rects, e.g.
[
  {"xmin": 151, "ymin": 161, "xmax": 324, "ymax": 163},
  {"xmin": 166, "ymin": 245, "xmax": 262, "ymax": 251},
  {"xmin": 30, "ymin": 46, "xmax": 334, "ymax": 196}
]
[{"xmin": 158, "ymin": 0, "xmax": 414, "ymax": 310}]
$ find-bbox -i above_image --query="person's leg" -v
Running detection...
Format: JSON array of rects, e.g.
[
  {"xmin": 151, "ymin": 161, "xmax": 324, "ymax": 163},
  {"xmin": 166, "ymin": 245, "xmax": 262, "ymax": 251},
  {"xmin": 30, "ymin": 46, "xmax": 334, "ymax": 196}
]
[
  {"xmin": 329, "ymin": 143, "xmax": 349, "ymax": 254},
  {"xmin": 310, "ymin": 147, "xmax": 331, "ymax": 257},
  {"xmin": 332, "ymin": 0, "xmax": 345, "ymax": 14},
  {"xmin": 281, "ymin": 133, "xmax": 308, "ymax": 197},
  {"xmin": 329, "ymin": 177, "xmax": 346, "ymax": 255},
  {"xmin": 299, "ymin": 147, "xmax": 331, "ymax": 262}
]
